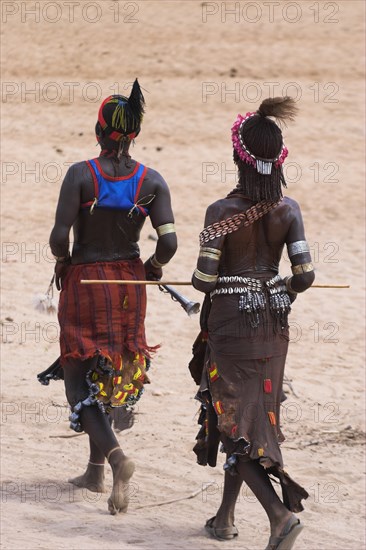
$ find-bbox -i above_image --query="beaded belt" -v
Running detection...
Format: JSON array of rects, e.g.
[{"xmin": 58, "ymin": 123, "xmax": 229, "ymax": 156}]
[
  {"xmin": 210, "ymin": 274, "xmax": 284, "ymax": 297},
  {"xmin": 210, "ymin": 274, "xmax": 291, "ymax": 329}
]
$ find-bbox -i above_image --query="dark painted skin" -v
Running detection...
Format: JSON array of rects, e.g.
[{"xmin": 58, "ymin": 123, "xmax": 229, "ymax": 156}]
[
  {"xmin": 193, "ymin": 194, "xmax": 314, "ymax": 294},
  {"xmin": 192, "ymin": 193, "xmax": 314, "ymax": 540},
  {"xmin": 50, "ymin": 148, "xmax": 177, "ymax": 288},
  {"xmin": 49, "ymin": 144, "xmax": 177, "ymax": 513}
]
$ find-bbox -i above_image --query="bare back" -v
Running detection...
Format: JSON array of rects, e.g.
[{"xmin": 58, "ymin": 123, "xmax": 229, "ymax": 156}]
[
  {"xmin": 50, "ymin": 155, "xmax": 176, "ymax": 265},
  {"xmin": 218, "ymin": 196, "xmax": 299, "ymax": 276},
  {"xmin": 192, "ymin": 193, "xmax": 313, "ymax": 294}
]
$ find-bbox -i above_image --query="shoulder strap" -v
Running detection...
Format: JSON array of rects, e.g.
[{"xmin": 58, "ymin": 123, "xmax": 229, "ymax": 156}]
[
  {"xmin": 199, "ymin": 198, "xmax": 283, "ymax": 246},
  {"xmin": 80, "ymin": 160, "xmax": 99, "ymax": 208},
  {"xmin": 130, "ymin": 164, "xmax": 151, "ymax": 216},
  {"xmin": 133, "ymin": 164, "xmax": 148, "ymax": 203},
  {"xmin": 94, "ymin": 158, "xmax": 141, "ymax": 181},
  {"xmin": 87, "ymin": 160, "xmax": 99, "ymax": 195}
]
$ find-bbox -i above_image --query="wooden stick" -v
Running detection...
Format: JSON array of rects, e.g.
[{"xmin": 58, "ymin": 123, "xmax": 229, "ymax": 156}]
[
  {"xmin": 80, "ymin": 279, "xmax": 350, "ymax": 288},
  {"xmin": 80, "ymin": 280, "xmax": 192, "ymax": 285},
  {"xmin": 134, "ymin": 482, "xmax": 216, "ymax": 510},
  {"xmin": 311, "ymin": 284, "xmax": 350, "ymax": 288},
  {"xmin": 49, "ymin": 432, "xmax": 86, "ymax": 439}
]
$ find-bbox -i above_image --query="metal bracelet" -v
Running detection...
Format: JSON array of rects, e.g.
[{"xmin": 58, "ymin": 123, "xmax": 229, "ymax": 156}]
[
  {"xmin": 53, "ymin": 253, "xmax": 70, "ymax": 263},
  {"xmin": 193, "ymin": 269, "xmax": 218, "ymax": 283},
  {"xmin": 284, "ymin": 276, "xmax": 297, "ymax": 295},
  {"xmin": 150, "ymin": 254, "xmax": 168, "ymax": 269}
]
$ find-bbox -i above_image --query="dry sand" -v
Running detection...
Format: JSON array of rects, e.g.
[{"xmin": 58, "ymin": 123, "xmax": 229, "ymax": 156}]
[{"xmin": 1, "ymin": 1, "xmax": 365, "ymax": 549}]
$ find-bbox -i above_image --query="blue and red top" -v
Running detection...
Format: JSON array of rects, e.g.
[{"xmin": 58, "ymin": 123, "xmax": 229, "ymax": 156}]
[{"xmin": 82, "ymin": 158, "xmax": 150, "ymax": 217}]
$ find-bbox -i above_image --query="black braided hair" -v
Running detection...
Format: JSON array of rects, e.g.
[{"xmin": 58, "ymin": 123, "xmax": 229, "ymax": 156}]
[{"xmin": 231, "ymin": 97, "xmax": 298, "ymax": 201}]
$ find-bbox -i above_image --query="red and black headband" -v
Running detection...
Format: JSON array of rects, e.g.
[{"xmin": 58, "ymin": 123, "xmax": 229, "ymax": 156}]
[{"xmin": 96, "ymin": 79, "xmax": 145, "ymax": 143}]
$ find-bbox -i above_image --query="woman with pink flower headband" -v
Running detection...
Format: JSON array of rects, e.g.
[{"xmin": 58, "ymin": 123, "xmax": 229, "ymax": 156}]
[{"xmin": 190, "ymin": 97, "xmax": 315, "ymax": 549}]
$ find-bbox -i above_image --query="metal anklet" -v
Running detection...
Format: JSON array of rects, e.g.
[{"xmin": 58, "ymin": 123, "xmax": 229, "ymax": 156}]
[{"xmin": 106, "ymin": 446, "xmax": 121, "ymax": 462}]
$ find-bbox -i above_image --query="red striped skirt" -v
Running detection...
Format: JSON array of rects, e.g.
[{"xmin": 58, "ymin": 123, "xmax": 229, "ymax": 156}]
[{"xmin": 58, "ymin": 258, "xmax": 157, "ymax": 406}]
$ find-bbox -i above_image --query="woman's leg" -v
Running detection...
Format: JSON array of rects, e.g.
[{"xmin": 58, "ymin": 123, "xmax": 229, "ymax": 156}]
[
  {"xmin": 214, "ymin": 453, "xmax": 293, "ymax": 538},
  {"xmin": 214, "ymin": 468, "xmax": 244, "ymax": 528},
  {"xmin": 68, "ymin": 433, "xmax": 107, "ymax": 492},
  {"xmin": 236, "ymin": 458, "xmax": 293, "ymax": 537}
]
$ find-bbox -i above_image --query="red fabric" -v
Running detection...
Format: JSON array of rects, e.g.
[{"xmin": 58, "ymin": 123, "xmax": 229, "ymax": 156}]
[
  {"xmin": 58, "ymin": 259, "xmax": 157, "ymax": 366},
  {"xmin": 98, "ymin": 96, "xmax": 112, "ymax": 129},
  {"xmin": 94, "ymin": 158, "xmax": 140, "ymax": 181},
  {"xmin": 81, "ymin": 160, "xmax": 99, "ymax": 208}
]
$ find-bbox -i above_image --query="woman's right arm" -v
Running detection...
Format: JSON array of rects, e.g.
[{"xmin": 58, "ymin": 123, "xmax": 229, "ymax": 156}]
[
  {"xmin": 192, "ymin": 201, "xmax": 226, "ymax": 294},
  {"xmin": 144, "ymin": 170, "xmax": 177, "ymax": 280}
]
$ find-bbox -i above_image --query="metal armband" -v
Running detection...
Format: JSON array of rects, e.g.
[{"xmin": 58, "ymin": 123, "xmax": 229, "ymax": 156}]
[
  {"xmin": 287, "ymin": 240, "xmax": 310, "ymax": 258},
  {"xmin": 193, "ymin": 268, "xmax": 218, "ymax": 283},
  {"xmin": 156, "ymin": 223, "xmax": 176, "ymax": 237},
  {"xmin": 291, "ymin": 262, "xmax": 314, "ymax": 275},
  {"xmin": 199, "ymin": 246, "xmax": 222, "ymax": 261}
]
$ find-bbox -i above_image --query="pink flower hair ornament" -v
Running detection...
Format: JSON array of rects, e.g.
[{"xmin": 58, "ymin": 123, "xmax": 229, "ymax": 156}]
[{"xmin": 231, "ymin": 112, "xmax": 288, "ymax": 175}]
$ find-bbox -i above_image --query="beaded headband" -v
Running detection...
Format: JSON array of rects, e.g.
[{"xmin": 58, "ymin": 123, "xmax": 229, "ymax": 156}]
[{"xmin": 231, "ymin": 112, "xmax": 288, "ymax": 175}]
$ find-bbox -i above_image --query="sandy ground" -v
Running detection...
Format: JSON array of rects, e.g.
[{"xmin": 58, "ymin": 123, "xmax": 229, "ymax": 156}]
[{"xmin": 1, "ymin": 1, "xmax": 365, "ymax": 549}]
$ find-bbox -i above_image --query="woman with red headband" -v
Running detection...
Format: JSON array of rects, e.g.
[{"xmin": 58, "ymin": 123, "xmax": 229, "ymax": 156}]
[
  {"xmin": 49, "ymin": 79, "xmax": 177, "ymax": 515},
  {"xmin": 191, "ymin": 97, "xmax": 314, "ymax": 549}
]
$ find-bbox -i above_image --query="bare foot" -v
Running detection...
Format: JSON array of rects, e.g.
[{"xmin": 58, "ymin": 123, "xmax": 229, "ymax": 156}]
[
  {"xmin": 107, "ymin": 455, "xmax": 135, "ymax": 515},
  {"xmin": 68, "ymin": 463, "xmax": 106, "ymax": 493}
]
